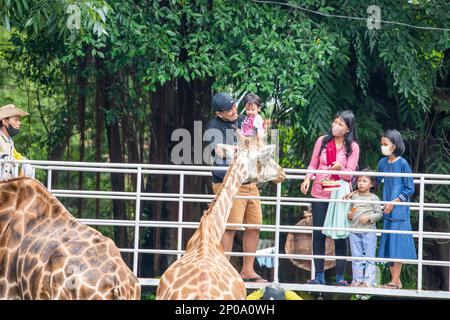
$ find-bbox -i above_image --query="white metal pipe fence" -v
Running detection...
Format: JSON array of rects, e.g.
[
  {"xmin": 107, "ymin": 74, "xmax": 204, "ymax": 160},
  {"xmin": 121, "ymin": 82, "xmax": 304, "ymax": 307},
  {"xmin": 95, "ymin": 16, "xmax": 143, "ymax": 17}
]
[{"xmin": 2, "ymin": 159, "xmax": 450, "ymax": 299}]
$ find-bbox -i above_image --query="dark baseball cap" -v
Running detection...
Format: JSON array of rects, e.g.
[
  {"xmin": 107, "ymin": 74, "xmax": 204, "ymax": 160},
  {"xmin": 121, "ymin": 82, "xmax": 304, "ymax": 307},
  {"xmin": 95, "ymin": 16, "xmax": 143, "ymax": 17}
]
[{"xmin": 212, "ymin": 92, "xmax": 236, "ymax": 112}]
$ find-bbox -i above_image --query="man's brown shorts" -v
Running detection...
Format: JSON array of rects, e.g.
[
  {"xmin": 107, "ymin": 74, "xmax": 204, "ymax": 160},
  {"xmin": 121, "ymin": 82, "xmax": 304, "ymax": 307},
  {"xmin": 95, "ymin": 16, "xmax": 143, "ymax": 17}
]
[{"xmin": 212, "ymin": 182, "xmax": 262, "ymax": 231}]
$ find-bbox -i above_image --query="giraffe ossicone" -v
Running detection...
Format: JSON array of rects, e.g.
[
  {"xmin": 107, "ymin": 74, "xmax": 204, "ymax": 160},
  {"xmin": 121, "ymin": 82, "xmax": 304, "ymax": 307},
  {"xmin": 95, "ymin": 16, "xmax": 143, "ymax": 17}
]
[{"xmin": 156, "ymin": 132, "xmax": 285, "ymax": 300}]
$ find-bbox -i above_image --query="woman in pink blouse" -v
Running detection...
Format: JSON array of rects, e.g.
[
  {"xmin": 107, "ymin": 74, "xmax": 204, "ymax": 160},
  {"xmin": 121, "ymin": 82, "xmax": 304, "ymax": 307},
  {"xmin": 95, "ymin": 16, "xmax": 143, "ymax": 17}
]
[{"xmin": 300, "ymin": 110, "xmax": 360, "ymax": 285}]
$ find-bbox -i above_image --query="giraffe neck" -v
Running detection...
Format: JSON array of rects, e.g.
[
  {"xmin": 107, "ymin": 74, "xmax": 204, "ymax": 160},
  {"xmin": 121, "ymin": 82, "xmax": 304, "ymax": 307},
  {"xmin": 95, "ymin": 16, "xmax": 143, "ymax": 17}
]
[
  {"xmin": 210, "ymin": 153, "xmax": 248, "ymax": 238},
  {"xmin": 186, "ymin": 153, "xmax": 248, "ymax": 252}
]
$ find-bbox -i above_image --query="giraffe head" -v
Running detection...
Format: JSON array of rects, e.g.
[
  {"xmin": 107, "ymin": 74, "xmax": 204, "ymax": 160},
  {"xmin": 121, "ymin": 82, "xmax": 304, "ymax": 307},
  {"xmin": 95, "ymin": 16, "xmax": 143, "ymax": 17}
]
[{"xmin": 216, "ymin": 130, "xmax": 286, "ymax": 184}]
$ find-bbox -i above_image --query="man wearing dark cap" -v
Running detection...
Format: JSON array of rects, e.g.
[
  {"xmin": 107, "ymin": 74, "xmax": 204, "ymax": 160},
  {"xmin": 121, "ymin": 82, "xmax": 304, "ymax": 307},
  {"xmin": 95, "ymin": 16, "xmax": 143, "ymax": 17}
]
[{"xmin": 205, "ymin": 92, "xmax": 267, "ymax": 283}]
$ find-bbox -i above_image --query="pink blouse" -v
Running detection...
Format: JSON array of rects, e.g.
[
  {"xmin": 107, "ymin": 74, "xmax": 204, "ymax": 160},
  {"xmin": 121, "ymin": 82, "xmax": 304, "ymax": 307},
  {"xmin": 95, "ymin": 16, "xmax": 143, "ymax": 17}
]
[{"xmin": 306, "ymin": 135, "xmax": 360, "ymax": 199}]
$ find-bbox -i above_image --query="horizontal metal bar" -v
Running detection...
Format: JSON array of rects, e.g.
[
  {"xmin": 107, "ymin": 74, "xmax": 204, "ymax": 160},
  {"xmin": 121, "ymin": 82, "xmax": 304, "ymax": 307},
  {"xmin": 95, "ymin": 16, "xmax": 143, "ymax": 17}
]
[
  {"xmin": 6, "ymin": 159, "xmax": 450, "ymax": 179},
  {"xmin": 136, "ymin": 278, "xmax": 450, "ymax": 299},
  {"xmin": 79, "ymin": 218, "xmax": 450, "ymax": 239},
  {"xmin": 52, "ymin": 189, "xmax": 450, "ymax": 210}
]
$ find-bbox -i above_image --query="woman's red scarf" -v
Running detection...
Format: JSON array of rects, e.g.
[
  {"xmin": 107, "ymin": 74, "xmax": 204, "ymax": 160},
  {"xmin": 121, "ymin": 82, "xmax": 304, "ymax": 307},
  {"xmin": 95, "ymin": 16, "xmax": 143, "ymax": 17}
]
[{"xmin": 326, "ymin": 138, "xmax": 340, "ymax": 181}]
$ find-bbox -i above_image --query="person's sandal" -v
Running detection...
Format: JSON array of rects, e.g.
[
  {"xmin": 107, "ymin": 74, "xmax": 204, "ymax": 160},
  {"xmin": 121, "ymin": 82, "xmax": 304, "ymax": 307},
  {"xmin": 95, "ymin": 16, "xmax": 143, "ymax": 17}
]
[
  {"xmin": 306, "ymin": 279, "xmax": 322, "ymax": 285},
  {"xmin": 380, "ymin": 283, "xmax": 403, "ymax": 289},
  {"xmin": 336, "ymin": 280, "xmax": 350, "ymax": 286},
  {"xmin": 241, "ymin": 276, "xmax": 268, "ymax": 283},
  {"xmin": 349, "ymin": 281, "xmax": 362, "ymax": 287}
]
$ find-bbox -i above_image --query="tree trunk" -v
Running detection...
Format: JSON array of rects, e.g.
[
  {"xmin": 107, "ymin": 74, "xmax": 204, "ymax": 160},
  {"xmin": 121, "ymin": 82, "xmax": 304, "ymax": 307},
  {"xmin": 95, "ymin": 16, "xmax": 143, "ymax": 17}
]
[
  {"xmin": 76, "ymin": 54, "xmax": 89, "ymax": 218},
  {"xmin": 103, "ymin": 69, "xmax": 129, "ymax": 259},
  {"xmin": 95, "ymin": 57, "xmax": 105, "ymax": 220}
]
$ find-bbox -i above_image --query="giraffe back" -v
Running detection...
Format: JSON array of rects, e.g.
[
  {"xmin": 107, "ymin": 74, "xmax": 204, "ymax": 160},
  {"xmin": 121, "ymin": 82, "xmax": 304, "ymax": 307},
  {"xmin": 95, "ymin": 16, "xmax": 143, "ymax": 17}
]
[{"xmin": 0, "ymin": 177, "xmax": 141, "ymax": 300}]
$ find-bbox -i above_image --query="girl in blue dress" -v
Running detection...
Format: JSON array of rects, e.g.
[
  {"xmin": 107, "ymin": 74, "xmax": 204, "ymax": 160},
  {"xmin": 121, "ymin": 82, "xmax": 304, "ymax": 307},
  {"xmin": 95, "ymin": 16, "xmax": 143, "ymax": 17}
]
[{"xmin": 377, "ymin": 129, "xmax": 417, "ymax": 289}]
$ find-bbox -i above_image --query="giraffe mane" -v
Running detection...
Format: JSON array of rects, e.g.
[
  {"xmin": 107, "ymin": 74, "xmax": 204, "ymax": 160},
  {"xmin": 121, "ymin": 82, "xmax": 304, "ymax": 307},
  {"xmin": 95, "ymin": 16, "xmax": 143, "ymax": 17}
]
[
  {"xmin": 204, "ymin": 154, "xmax": 240, "ymax": 216},
  {"xmin": 0, "ymin": 176, "xmax": 28, "ymax": 184}
]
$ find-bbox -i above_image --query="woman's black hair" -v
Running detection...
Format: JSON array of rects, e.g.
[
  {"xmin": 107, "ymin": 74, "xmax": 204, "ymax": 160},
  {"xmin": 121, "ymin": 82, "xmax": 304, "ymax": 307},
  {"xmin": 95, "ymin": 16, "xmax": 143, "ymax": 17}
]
[
  {"xmin": 319, "ymin": 110, "xmax": 358, "ymax": 157},
  {"xmin": 382, "ymin": 129, "xmax": 405, "ymax": 156},
  {"xmin": 243, "ymin": 93, "xmax": 262, "ymax": 108}
]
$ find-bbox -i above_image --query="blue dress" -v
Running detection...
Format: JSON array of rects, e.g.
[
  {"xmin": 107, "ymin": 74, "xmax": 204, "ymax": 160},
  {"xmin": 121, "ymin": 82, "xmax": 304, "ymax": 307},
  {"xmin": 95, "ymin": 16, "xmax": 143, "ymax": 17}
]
[{"xmin": 377, "ymin": 157, "xmax": 417, "ymax": 261}]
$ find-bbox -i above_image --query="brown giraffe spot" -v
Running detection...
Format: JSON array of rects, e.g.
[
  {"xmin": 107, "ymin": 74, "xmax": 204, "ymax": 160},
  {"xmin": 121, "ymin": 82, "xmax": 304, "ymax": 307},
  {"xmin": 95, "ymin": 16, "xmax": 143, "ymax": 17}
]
[
  {"xmin": 0, "ymin": 191, "xmax": 11, "ymax": 205},
  {"xmin": 79, "ymin": 285, "xmax": 96, "ymax": 299},
  {"xmin": 83, "ymin": 269, "xmax": 101, "ymax": 287},
  {"xmin": 41, "ymin": 240, "xmax": 60, "ymax": 263},
  {"xmin": 23, "ymin": 256, "xmax": 38, "ymax": 277},
  {"xmin": 7, "ymin": 218, "xmax": 23, "ymax": 249},
  {"xmin": 50, "ymin": 218, "xmax": 66, "ymax": 230},
  {"xmin": 108, "ymin": 243, "xmax": 119, "ymax": 257},
  {"xmin": 51, "ymin": 271, "xmax": 65, "ymax": 286},
  {"xmin": 87, "ymin": 256, "xmax": 102, "ymax": 268},
  {"xmin": 39, "ymin": 273, "xmax": 51, "ymax": 298},
  {"xmin": 29, "ymin": 267, "xmax": 43, "ymax": 297},
  {"xmin": 97, "ymin": 275, "xmax": 115, "ymax": 292},
  {"xmin": 81, "ymin": 229, "xmax": 95, "ymax": 239},
  {"xmin": 21, "ymin": 277, "xmax": 28, "ymax": 293},
  {"xmin": 67, "ymin": 240, "xmax": 89, "ymax": 256},
  {"xmin": 210, "ymin": 287, "xmax": 221, "ymax": 297},
  {"xmin": 100, "ymin": 260, "xmax": 118, "ymax": 273},
  {"xmin": 117, "ymin": 268, "xmax": 127, "ymax": 280},
  {"xmin": 7, "ymin": 253, "xmax": 18, "ymax": 283},
  {"xmin": 6, "ymin": 286, "xmax": 20, "ymax": 299},
  {"xmin": 0, "ymin": 281, "xmax": 5, "ymax": 297},
  {"xmin": 29, "ymin": 239, "xmax": 46, "ymax": 255},
  {"xmin": 68, "ymin": 220, "xmax": 78, "ymax": 229},
  {"xmin": 218, "ymin": 280, "xmax": 228, "ymax": 292},
  {"xmin": 46, "ymin": 248, "xmax": 67, "ymax": 271},
  {"xmin": 0, "ymin": 248, "xmax": 8, "ymax": 273},
  {"xmin": 50, "ymin": 205, "xmax": 62, "ymax": 218}
]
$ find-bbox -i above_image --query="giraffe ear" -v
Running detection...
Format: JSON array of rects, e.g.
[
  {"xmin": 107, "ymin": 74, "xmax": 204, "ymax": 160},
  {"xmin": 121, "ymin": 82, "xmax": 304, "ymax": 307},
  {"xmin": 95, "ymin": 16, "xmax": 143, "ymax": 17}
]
[
  {"xmin": 258, "ymin": 144, "xmax": 276, "ymax": 160},
  {"xmin": 216, "ymin": 143, "xmax": 236, "ymax": 159}
]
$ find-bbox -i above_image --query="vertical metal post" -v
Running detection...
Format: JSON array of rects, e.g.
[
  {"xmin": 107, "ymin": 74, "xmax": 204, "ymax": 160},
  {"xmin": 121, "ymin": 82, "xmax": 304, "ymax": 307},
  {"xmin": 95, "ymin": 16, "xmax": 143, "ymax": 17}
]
[
  {"xmin": 311, "ymin": 239, "xmax": 316, "ymax": 281},
  {"xmin": 273, "ymin": 182, "xmax": 282, "ymax": 283},
  {"xmin": 47, "ymin": 169, "xmax": 52, "ymax": 191},
  {"xmin": 177, "ymin": 173, "xmax": 185, "ymax": 260},
  {"xmin": 13, "ymin": 162, "xmax": 19, "ymax": 177},
  {"xmin": 417, "ymin": 176, "xmax": 425, "ymax": 291},
  {"xmin": 133, "ymin": 166, "xmax": 142, "ymax": 277}
]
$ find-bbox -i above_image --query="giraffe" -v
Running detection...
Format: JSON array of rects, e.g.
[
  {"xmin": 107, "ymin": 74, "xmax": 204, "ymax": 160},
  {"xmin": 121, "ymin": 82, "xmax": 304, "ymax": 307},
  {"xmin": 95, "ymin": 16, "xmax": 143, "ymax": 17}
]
[
  {"xmin": 0, "ymin": 177, "xmax": 141, "ymax": 300},
  {"xmin": 156, "ymin": 131, "xmax": 286, "ymax": 300}
]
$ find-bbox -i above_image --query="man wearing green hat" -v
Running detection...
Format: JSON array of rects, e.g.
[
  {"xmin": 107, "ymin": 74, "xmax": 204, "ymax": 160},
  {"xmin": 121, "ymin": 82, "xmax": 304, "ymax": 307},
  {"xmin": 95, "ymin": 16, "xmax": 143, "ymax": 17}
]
[{"xmin": 0, "ymin": 104, "xmax": 33, "ymax": 177}]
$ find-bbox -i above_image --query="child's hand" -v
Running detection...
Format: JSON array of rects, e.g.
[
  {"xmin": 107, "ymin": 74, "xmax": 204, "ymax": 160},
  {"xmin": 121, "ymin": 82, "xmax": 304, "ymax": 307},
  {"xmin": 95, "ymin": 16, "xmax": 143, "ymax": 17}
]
[
  {"xmin": 347, "ymin": 207, "xmax": 357, "ymax": 221},
  {"xmin": 359, "ymin": 215, "xmax": 370, "ymax": 224},
  {"xmin": 383, "ymin": 198, "xmax": 401, "ymax": 214},
  {"xmin": 343, "ymin": 191, "xmax": 357, "ymax": 200}
]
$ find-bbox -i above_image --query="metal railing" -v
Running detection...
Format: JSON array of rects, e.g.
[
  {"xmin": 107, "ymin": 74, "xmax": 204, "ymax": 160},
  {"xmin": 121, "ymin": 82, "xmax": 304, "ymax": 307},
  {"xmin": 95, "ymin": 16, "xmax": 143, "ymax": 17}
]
[{"xmin": 2, "ymin": 159, "xmax": 450, "ymax": 299}]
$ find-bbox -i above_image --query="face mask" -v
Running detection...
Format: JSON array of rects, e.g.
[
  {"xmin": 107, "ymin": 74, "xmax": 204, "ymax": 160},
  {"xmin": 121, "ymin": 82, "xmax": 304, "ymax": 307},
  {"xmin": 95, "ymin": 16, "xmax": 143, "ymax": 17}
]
[
  {"xmin": 6, "ymin": 124, "xmax": 19, "ymax": 137},
  {"xmin": 332, "ymin": 125, "xmax": 346, "ymax": 137},
  {"xmin": 381, "ymin": 145, "xmax": 393, "ymax": 156}
]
